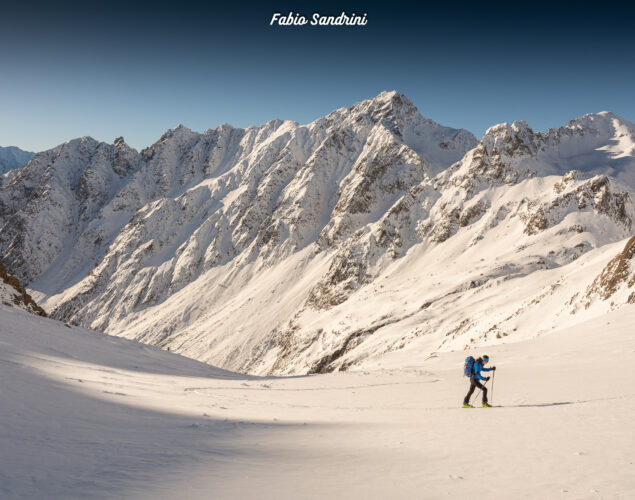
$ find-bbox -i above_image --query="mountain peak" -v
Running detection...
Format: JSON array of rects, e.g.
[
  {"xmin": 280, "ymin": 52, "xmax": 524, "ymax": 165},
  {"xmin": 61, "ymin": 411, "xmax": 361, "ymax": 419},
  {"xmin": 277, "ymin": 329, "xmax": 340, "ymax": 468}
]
[
  {"xmin": 373, "ymin": 90, "xmax": 416, "ymax": 111},
  {"xmin": 156, "ymin": 124, "xmax": 197, "ymax": 144},
  {"xmin": 483, "ymin": 120, "xmax": 533, "ymax": 138},
  {"xmin": 373, "ymin": 89, "xmax": 404, "ymax": 102},
  {"xmin": 349, "ymin": 90, "xmax": 418, "ymax": 120},
  {"xmin": 564, "ymin": 111, "xmax": 634, "ymax": 134},
  {"xmin": 60, "ymin": 136, "xmax": 100, "ymax": 151},
  {"xmin": 511, "ymin": 120, "xmax": 532, "ymax": 133},
  {"xmin": 0, "ymin": 146, "xmax": 34, "ymax": 174},
  {"xmin": 173, "ymin": 124, "xmax": 192, "ymax": 133}
]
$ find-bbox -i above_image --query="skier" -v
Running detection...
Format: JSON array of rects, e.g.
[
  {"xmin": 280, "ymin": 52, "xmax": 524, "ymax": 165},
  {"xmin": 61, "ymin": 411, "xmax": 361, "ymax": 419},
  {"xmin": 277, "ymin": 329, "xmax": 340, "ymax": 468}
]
[{"xmin": 463, "ymin": 355, "xmax": 496, "ymax": 408}]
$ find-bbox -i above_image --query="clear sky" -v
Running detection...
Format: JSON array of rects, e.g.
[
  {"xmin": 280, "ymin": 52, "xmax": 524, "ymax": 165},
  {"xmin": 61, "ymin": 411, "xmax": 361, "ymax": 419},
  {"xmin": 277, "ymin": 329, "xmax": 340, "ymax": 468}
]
[{"xmin": 1, "ymin": 0, "xmax": 634, "ymax": 152}]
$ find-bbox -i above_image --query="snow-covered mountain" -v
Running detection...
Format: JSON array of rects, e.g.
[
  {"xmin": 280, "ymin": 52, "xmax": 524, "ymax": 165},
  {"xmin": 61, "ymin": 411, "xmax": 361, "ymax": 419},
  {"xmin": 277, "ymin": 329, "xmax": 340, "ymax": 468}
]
[
  {"xmin": 0, "ymin": 146, "xmax": 34, "ymax": 176},
  {"xmin": 0, "ymin": 92, "xmax": 633, "ymax": 375}
]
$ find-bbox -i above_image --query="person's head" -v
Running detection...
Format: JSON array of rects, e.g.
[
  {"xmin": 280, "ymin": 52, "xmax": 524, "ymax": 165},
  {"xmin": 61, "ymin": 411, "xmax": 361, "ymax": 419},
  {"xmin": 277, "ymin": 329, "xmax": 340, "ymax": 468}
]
[{"xmin": 482, "ymin": 355, "xmax": 490, "ymax": 364}]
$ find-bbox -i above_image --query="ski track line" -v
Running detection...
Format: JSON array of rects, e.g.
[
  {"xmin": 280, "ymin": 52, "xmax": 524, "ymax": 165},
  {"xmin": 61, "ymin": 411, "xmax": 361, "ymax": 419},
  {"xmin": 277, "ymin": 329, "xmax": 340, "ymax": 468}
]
[
  {"xmin": 436, "ymin": 393, "xmax": 635, "ymax": 410},
  {"xmin": 182, "ymin": 380, "xmax": 440, "ymax": 393}
]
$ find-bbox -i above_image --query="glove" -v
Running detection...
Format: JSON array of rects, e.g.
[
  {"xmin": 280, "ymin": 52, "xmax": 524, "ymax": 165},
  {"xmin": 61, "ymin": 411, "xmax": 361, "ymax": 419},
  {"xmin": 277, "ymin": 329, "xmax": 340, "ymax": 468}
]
[
  {"xmin": 485, "ymin": 376, "xmax": 490, "ymax": 381},
  {"xmin": 491, "ymin": 366, "xmax": 497, "ymax": 371}
]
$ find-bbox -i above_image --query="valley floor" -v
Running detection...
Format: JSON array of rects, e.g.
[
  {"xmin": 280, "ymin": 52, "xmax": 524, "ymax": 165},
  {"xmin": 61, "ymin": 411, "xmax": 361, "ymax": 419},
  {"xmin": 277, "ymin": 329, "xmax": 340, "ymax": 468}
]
[{"xmin": 1, "ymin": 305, "xmax": 634, "ymax": 499}]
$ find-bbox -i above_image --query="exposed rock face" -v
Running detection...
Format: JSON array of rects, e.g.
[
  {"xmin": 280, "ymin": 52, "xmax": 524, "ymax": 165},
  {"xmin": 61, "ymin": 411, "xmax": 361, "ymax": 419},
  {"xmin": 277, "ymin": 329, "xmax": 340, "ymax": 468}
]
[
  {"xmin": 521, "ymin": 175, "xmax": 632, "ymax": 236},
  {"xmin": 581, "ymin": 236, "xmax": 635, "ymax": 306},
  {"xmin": 0, "ymin": 94, "xmax": 634, "ymax": 375},
  {"xmin": 0, "ymin": 262, "xmax": 46, "ymax": 316}
]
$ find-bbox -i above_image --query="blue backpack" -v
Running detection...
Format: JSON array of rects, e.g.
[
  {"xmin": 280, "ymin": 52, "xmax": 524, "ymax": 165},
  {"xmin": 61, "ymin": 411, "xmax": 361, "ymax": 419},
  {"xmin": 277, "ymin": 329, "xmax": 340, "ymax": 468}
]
[{"xmin": 463, "ymin": 356, "xmax": 475, "ymax": 377}]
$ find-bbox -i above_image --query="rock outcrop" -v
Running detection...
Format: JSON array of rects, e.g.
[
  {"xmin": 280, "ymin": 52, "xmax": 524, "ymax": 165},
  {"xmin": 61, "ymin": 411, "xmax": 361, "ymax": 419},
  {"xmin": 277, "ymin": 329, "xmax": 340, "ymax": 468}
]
[{"xmin": 0, "ymin": 262, "xmax": 46, "ymax": 316}]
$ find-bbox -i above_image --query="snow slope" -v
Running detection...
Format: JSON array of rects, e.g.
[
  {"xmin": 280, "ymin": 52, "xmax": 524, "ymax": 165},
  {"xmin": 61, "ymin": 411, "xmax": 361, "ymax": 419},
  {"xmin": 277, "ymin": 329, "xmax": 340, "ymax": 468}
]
[{"xmin": 1, "ymin": 302, "xmax": 634, "ymax": 499}]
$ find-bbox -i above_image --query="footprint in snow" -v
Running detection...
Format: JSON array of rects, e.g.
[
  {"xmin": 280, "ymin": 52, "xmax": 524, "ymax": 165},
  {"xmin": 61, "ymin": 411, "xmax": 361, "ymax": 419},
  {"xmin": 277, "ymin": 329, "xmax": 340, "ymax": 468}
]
[
  {"xmin": 103, "ymin": 391, "xmax": 127, "ymax": 396},
  {"xmin": 449, "ymin": 475, "xmax": 464, "ymax": 480}
]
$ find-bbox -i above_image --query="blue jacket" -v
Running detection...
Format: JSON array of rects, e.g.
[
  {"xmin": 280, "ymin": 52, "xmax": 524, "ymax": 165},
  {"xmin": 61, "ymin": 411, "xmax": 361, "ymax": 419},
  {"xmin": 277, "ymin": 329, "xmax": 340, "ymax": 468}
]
[{"xmin": 472, "ymin": 362, "xmax": 492, "ymax": 381}]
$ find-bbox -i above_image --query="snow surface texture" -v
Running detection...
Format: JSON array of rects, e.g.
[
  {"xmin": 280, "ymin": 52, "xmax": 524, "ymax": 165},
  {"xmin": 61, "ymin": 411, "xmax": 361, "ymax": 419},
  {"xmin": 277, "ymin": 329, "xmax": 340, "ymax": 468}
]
[
  {"xmin": 0, "ymin": 92, "xmax": 633, "ymax": 375},
  {"xmin": 0, "ymin": 145, "xmax": 34, "ymax": 176},
  {"xmin": 1, "ymin": 304, "xmax": 634, "ymax": 499}
]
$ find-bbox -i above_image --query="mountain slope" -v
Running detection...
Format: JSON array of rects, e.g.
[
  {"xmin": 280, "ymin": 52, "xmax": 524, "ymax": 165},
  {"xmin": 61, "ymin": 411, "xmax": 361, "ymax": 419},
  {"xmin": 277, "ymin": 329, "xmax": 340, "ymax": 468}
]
[{"xmin": 262, "ymin": 113, "xmax": 635, "ymax": 373}]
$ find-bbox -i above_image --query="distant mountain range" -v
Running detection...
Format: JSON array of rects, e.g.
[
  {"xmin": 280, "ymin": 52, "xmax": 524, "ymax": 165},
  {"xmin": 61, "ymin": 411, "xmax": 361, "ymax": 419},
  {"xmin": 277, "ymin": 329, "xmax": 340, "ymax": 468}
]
[
  {"xmin": 0, "ymin": 146, "xmax": 34, "ymax": 175},
  {"xmin": 0, "ymin": 92, "xmax": 633, "ymax": 375}
]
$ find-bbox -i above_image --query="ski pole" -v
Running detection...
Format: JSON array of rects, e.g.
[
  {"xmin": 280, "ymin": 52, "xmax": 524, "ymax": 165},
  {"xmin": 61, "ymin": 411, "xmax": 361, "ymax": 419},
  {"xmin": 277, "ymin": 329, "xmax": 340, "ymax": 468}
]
[{"xmin": 491, "ymin": 371, "xmax": 495, "ymax": 405}]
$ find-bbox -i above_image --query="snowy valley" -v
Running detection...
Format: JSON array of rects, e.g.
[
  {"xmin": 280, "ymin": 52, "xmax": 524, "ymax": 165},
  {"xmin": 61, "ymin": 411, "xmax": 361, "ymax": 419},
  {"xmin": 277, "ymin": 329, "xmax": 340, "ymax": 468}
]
[{"xmin": 1, "ymin": 296, "xmax": 634, "ymax": 499}]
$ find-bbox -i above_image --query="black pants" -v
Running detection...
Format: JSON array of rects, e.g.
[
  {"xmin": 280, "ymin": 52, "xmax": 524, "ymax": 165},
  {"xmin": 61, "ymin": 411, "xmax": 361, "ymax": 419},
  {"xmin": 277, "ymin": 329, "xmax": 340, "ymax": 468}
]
[{"xmin": 464, "ymin": 378, "xmax": 488, "ymax": 404}]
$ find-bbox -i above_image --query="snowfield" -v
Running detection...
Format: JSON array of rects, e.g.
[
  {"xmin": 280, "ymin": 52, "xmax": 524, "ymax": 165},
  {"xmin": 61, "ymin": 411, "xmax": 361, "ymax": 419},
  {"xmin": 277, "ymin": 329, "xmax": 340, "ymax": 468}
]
[{"xmin": 2, "ymin": 304, "xmax": 634, "ymax": 499}]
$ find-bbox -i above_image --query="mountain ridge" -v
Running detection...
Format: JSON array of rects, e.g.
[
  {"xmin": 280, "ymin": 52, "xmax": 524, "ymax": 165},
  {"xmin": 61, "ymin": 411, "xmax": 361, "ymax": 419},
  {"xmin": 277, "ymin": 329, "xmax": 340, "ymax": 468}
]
[
  {"xmin": 0, "ymin": 92, "xmax": 633, "ymax": 375},
  {"xmin": 0, "ymin": 145, "xmax": 34, "ymax": 177}
]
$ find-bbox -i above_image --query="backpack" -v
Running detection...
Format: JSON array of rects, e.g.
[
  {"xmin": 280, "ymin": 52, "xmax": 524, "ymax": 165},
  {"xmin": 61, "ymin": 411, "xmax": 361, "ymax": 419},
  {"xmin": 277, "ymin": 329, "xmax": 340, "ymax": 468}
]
[{"xmin": 463, "ymin": 356, "xmax": 475, "ymax": 377}]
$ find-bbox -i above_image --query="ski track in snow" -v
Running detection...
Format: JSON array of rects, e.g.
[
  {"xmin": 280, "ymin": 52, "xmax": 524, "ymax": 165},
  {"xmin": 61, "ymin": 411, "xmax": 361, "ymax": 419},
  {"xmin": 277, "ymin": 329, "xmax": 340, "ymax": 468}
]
[{"xmin": 1, "ymin": 304, "xmax": 634, "ymax": 499}]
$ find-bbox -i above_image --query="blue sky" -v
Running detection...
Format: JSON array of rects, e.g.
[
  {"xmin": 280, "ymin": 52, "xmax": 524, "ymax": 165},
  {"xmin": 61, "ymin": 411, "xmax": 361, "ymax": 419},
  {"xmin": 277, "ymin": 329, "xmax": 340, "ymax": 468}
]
[{"xmin": 1, "ymin": 1, "xmax": 634, "ymax": 152}]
